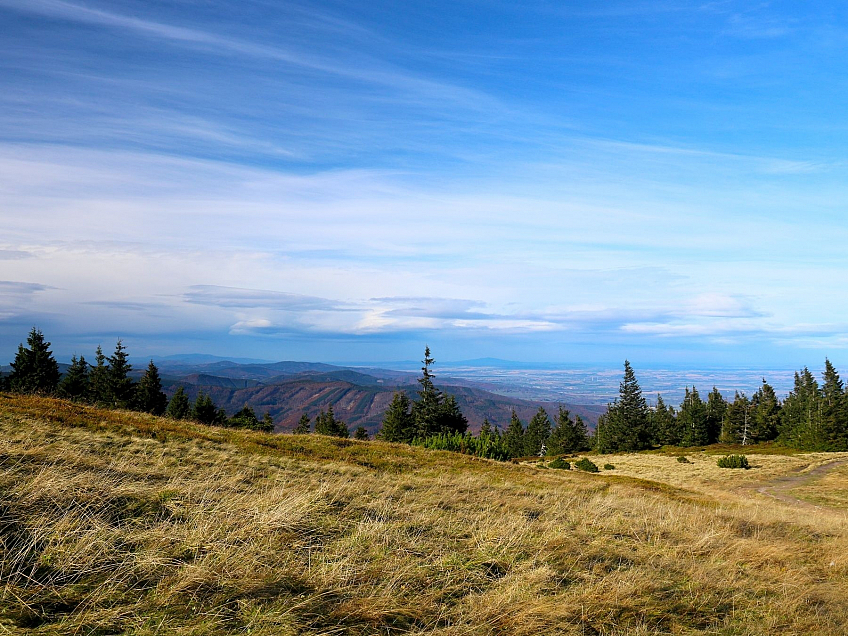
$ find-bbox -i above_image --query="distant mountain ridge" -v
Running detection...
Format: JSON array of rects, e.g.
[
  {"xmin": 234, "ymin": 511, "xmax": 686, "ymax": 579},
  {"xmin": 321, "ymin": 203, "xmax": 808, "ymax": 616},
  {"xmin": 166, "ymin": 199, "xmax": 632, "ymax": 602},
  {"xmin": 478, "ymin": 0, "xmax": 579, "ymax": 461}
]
[{"xmin": 155, "ymin": 359, "xmax": 604, "ymax": 434}]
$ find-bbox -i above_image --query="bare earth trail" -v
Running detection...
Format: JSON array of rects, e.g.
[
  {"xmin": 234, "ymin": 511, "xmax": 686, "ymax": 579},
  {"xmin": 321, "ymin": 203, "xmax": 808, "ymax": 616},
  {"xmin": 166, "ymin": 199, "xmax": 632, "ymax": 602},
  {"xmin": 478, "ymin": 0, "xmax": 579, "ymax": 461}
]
[{"xmin": 755, "ymin": 458, "xmax": 848, "ymax": 510}]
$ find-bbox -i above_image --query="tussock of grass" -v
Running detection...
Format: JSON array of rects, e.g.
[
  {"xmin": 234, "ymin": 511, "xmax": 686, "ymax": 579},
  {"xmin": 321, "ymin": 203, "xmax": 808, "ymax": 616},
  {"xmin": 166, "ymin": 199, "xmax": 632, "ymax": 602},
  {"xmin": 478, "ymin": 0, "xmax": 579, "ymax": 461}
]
[{"xmin": 2, "ymin": 395, "xmax": 848, "ymax": 634}]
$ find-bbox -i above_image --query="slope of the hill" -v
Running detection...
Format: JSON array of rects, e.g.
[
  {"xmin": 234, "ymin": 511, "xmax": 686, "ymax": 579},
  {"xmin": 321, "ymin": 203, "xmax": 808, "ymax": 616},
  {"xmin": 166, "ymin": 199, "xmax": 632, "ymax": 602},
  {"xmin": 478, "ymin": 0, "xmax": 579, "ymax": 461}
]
[
  {"xmin": 2, "ymin": 395, "xmax": 848, "ymax": 635},
  {"xmin": 162, "ymin": 378, "xmax": 605, "ymax": 433}
]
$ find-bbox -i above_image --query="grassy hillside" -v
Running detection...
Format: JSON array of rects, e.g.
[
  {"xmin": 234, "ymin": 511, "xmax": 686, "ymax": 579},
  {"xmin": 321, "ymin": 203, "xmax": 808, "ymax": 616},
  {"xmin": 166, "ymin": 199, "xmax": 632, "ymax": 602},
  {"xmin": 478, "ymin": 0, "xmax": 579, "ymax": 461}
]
[{"xmin": 2, "ymin": 395, "xmax": 848, "ymax": 634}]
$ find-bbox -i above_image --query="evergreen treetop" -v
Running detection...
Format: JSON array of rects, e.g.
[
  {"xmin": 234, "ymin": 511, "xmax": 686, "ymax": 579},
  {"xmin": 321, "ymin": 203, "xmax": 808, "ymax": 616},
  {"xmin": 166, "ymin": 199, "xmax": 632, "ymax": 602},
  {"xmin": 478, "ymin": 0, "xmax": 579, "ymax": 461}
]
[{"xmin": 8, "ymin": 327, "xmax": 60, "ymax": 394}]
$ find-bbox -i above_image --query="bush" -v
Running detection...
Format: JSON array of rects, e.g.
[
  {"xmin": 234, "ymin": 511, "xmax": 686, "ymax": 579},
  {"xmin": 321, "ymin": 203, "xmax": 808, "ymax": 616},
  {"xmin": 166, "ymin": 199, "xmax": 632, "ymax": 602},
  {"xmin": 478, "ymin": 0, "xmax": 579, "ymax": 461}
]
[
  {"xmin": 574, "ymin": 458, "xmax": 599, "ymax": 473},
  {"xmin": 603, "ymin": 463, "xmax": 615, "ymax": 470},
  {"xmin": 717, "ymin": 454, "xmax": 749, "ymax": 469},
  {"xmin": 676, "ymin": 455, "xmax": 691, "ymax": 463},
  {"xmin": 549, "ymin": 457, "xmax": 570, "ymax": 470}
]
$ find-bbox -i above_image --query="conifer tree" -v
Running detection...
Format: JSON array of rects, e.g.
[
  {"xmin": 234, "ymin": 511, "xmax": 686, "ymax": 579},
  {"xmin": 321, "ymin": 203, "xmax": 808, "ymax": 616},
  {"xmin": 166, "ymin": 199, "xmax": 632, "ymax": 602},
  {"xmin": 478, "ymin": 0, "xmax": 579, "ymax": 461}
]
[
  {"xmin": 679, "ymin": 386, "xmax": 709, "ymax": 446},
  {"xmin": 721, "ymin": 392, "xmax": 752, "ymax": 444},
  {"xmin": 820, "ymin": 360, "xmax": 847, "ymax": 449},
  {"xmin": 193, "ymin": 391, "xmax": 221, "ymax": 425},
  {"xmin": 293, "ymin": 413, "xmax": 311, "ymax": 434},
  {"xmin": 438, "ymin": 394, "xmax": 468, "ymax": 435},
  {"xmin": 547, "ymin": 407, "xmax": 589, "ymax": 454},
  {"xmin": 502, "ymin": 409, "xmax": 525, "ymax": 458},
  {"xmin": 58, "ymin": 354, "xmax": 90, "ymax": 401},
  {"xmin": 779, "ymin": 368, "xmax": 824, "ymax": 449},
  {"xmin": 379, "ymin": 392, "xmax": 415, "ymax": 442},
  {"xmin": 354, "ymin": 426, "xmax": 369, "ymax": 440},
  {"xmin": 411, "ymin": 346, "xmax": 443, "ymax": 437},
  {"xmin": 480, "ymin": 417, "xmax": 492, "ymax": 437},
  {"xmin": 228, "ymin": 405, "xmax": 259, "ymax": 429},
  {"xmin": 523, "ymin": 407, "xmax": 552, "ymax": 456},
  {"xmin": 166, "ymin": 387, "xmax": 191, "ymax": 419},
  {"xmin": 89, "ymin": 345, "xmax": 109, "ymax": 404},
  {"xmin": 8, "ymin": 328, "xmax": 60, "ymax": 394},
  {"xmin": 106, "ymin": 340, "xmax": 135, "ymax": 407},
  {"xmin": 650, "ymin": 394, "xmax": 679, "ymax": 446},
  {"xmin": 134, "ymin": 360, "xmax": 167, "ymax": 415},
  {"xmin": 596, "ymin": 361, "xmax": 650, "ymax": 453},
  {"xmin": 705, "ymin": 387, "xmax": 727, "ymax": 444},
  {"xmin": 750, "ymin": 380, "xmax": 781, "ymax": 443},
  {"xmin": 314, "ymin": 405, "xmax": 348, "ymax": 438},
  {"xmin": 261, "ymin": 413, "xmax": 275, "ymax": 433}
]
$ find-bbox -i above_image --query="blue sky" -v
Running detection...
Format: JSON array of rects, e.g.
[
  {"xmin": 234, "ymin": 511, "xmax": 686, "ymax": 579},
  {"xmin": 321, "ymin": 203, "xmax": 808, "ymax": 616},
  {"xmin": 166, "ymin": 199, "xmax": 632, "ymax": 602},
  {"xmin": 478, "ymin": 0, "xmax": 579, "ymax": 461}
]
[{"xmin": 2, "ymin": 0, "xmax": 848, "ymax": 368}]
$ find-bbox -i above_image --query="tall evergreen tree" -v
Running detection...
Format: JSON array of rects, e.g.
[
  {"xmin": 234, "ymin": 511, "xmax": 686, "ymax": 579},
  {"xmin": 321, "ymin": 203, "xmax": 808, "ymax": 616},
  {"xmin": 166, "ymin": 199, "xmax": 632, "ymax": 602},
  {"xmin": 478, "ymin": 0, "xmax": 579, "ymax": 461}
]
[
  {"xmin": 547, "ymin": 407, "xmax": 589, "ymax": 454},
  {"xmin": 820, "ymin": 360, "xmax": 847, "ymax": 449},
  {"xmin": 411, "ymin": 346, "xmax": 443, "ymax": 437},
  {"xmin": 502, "ymin": 409, "xmax": 525, "ymax": 458},
  {"xmin": 679, "ymin": 386, "xmax": 709, "ymax": 446},
  {"xmin": 750, "ymin": 380, "xmax": 781, "ymax": 443},
  {"xmin": 134, "ymin": 360, "xmax": 167, "ymax": 415},
  {"xmin": 314, "ymin": 405, "xmax": 348, "ymax": 438},
  {"xmin": 106, "ymin": 340, "xmax": 135, "ymax": 407},
  {"xmin": 779, "ymin": 368, "xmax": 824, "ymax": 450},
  {"xmin": 439, "ymin": 394, "xmax": 469, "ymax": 435},
  {"xmin": 524, "ymin": 407, "xmax": 552, "ymax": 456},
  {"xmin": 705, "ymin": 387, "xmax": 727, "ymax": 444},
  {"xmin": 166, "ymin": 387, "xmax": 191, "ymax": 419},
  {"xmin": 721, "ymin": 392, "xmax": 752, "ymax": 444},
  {"xmin": 89, "ymin": 345, "xmax": 109, "ymax": 404},
  {"xmin": 650, "ymin": 394, "xmax": 679, "ymax": 446},
  {"xmin": 480, "ymin": 417, "xmax": 493, "ymax": 437},
  {"xmin": 597, "ymin": 360, "xmax": 650, "ymax": 453},
  {"xmin": 379, "ymin": 392, "xmax": 415, "ymax": 442},
  {"xmin": 8, "ymin": 328, "xmax": 60, "ymax": 394},
  {"xmin": 261, "ymin": 413, "xmax": 275, "ymax": 433},
  {"xmin": 293, "ymin": 413, "xmax": 311, "ymax": 434},
  {"xmin": 193, "ymin": 391, "xmax": 222, "ymax": 425},
  {"xmin": 58, "ymin": 354, "xmax": 90, "ymax": 401}
]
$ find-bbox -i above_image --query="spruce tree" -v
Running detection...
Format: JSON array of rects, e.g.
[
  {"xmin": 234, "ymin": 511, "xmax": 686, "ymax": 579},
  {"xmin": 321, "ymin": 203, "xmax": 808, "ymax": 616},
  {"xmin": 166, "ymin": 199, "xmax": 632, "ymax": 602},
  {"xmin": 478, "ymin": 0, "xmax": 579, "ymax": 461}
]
[
  {"xmin": 411, "ymin": 346, "xmax": 443, "ymax": 437},
  {"xmin": 89, "ymin": 345, "xmax": 109, "ymax": 404},
  {"xmin": 750, "ymin": 380, "xmax": 781, "ymax": 443},
  {"xmin": 650, "ymin": 394, "xmax": 679, "ymax": 446},
  {"xmin": 8, "ymin": 328, "xmax": 60, "ymax": 394},
  {"xmin": 261, "ymin": 413, "xmax": 275, "ymax": 433},
  {"xmin": 293, "ymin": 413, "xmax": 311, "ymax": 434},
  {"xmin": 379, "ymin": 392, "xmax": 415, "ymax": 442},
  {"xmin": 58, "ymin": 354, "xmax": 90, "ymax": 401},
  {"xmin": 135, "ymin": 360, "xmax": 167, "ymax": 415},
  {"xmin": 502, "ymin": 409, "xmax": 525, "ymax": 458},
  {"xmin": 779, "ymin": 369, "xmax": 823, "ymax": 450},
  {"xmin": 106, "ymin": 340, "xmax": 135, "ymax": 407},
  {"xmin": 166, "ymin": 386, "xmax": 191, "ymax": 419},
  {"xmin": 596, "ymin": 360, "xmax": 650, "ymax": 453},
  {"xmin": 523, "ymin": 407, "xmax": 552, "ymax": 456},
  {"xmin": 480, "ymin": 417, "xmax": 492, "ymax": 437},
  {"xmin": 721, "ymin": 392, "xmax": 752, "ymax": 444},
  {"xmin": 438, "ymin": 394, "xmax": 468, "ymax": 435},
  {"xmin": 193, "ymin": 391, "xmax": 220, "ymax": 425},
  {"xmin": 354, "ymin": 426, "xmax": 369, "ymax": 440},
  {"xmin": 547, "ymin": 407, "xmax": 589, "ymax": 454},
  {"xmin": 229, "ymin": 405, "xmax": 259, "ymax": 429},
  {"xmin": 679, "ymin": 387, "xmax": 709, "ymax": 446},
  {"xmin": 705, "ymin": 387, "xmax": 727, "ymax": 444},
  {"xmin": 820, "ymin": 360, "xmax": 847, "ymax": 449},
  {"xmin": 314, "ymin": 405, "xmax": 348, "ymax": 438}
]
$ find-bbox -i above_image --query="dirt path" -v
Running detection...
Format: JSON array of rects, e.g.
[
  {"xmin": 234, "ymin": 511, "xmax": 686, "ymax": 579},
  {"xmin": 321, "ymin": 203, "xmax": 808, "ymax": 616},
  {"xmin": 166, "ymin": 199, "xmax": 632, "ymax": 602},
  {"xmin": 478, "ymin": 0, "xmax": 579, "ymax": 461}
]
[{"xmin": 756, "ymin": 459, "xmax": 848, "ymax": 510}]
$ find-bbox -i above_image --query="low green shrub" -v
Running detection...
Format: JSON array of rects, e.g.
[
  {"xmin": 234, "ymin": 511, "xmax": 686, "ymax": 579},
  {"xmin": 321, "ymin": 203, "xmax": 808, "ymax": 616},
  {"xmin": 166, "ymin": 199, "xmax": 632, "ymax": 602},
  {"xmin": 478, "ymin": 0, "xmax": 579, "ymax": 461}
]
[
  {"xmin": 549, "ymin": 458, "xmax": 570, "ymax": 470},
  {"xmin": 717, "ymin": 454, "xmax": 749, "ymax": 469},
  {"xmin": 574, "ymin": 458, "xmax": 599, "ymax": 473},
  {"xmin": 603, "ymin": 463, "xmax": 615, "ymax": 470},
  {"xmin": 676, "ymin": 455, "xmax": 691, "ymax": 463}
]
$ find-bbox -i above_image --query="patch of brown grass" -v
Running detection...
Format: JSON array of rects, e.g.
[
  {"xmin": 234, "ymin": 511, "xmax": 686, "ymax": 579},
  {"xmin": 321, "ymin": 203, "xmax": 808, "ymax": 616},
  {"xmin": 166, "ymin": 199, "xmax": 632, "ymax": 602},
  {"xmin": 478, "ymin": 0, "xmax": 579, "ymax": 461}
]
[{"xmin": 1, "ymin": 395, "xmax": 848, "ymax": 634}]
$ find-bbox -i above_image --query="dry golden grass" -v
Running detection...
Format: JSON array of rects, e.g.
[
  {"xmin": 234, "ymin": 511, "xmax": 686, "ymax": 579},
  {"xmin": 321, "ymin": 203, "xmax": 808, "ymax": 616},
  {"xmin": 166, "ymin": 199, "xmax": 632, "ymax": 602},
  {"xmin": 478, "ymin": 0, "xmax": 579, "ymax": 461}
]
[{"xmin": 2, "ymin": 394, "xmax": 848, "ymax": 634}]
